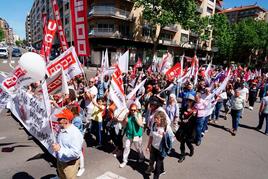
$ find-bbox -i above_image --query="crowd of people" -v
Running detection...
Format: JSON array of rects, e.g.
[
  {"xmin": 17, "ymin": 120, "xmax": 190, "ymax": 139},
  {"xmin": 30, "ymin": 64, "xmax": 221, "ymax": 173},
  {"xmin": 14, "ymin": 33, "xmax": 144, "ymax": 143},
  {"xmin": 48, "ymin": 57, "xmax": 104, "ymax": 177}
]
[{"xmin": 26, "ymin": 65, "xmax": 268, "ymax": 179}]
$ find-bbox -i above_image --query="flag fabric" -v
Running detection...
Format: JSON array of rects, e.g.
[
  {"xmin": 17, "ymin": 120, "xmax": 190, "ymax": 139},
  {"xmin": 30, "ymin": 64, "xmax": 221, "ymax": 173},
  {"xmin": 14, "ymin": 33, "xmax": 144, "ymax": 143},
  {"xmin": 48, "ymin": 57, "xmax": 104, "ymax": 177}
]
[
  {"xmin": 109, "ymin": 65, "xmax": 127, "ymax": 109},
  {"xmin": 131, "ymin": 57, "xmax": 143, "ymax": 79},
  {"xmin": 160, "ymin": 52, "xmax": 172, "ymax": 73},
  {"xmin": 46, "ymin": 46, "xmax": 84, "ymax": 80},
  {"xmin": 70, "ymin": 0, "xmax": 90, "ymax": 56},
  {"xmin": 118, "ymin": 50, "xmax": 129, "ymax": 73},
  {"xmin": 126, "ymin": 79, "xmax": 146, "ymax": 101},
  {"xmin": 165, "ymin": 63, "xmax": 181, "ymax": 81},
  {"xmin": 52, "ymin": 0, "xmax": 68, "ymax": 51},
  {"xmin": 180, "ymin": 54, "xmax": 184, "ymax": 77},
  {"xmin": 40, "ymin": 20, "xmax": 57, "ymax": 63},
  {"xmin": 193, "ymin": 56, "xmax": 199, "ymax": 86}
]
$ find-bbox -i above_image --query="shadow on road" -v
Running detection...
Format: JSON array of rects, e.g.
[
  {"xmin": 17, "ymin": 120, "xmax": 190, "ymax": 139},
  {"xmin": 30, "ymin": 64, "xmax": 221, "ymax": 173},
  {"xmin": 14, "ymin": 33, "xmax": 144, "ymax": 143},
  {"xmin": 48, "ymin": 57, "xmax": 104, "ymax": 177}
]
[
  {"xmin": 0, "ymin": 142, "xmax": 16, "ymax": 147},
  {"xmin": 2, "ymin": 144, "xmax": 33, "ymax": 152},
  {"xmin": 239, "ymin": 123, "xmax": 265, "ymax": 135},
  {"xmin": 208, "ymin": 123, "xmax": 233, "ymax": 135},
  {"xmin": 12, "ymin": 172, "xmax": 34, "ymax": 179},
  {"xmin": 27, "ymin": 153, "xmax": 56, "ymax": 168},
  {"xmin": 40, "ymin": 174, "xmax": 57, "ymax": 179}
]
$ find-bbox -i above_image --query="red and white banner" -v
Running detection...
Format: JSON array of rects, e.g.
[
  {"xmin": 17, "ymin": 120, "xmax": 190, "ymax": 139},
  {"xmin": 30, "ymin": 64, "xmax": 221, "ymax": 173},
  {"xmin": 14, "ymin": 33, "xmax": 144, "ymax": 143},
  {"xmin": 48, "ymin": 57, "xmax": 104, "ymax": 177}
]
[
  {"xmin": 52, "ymin": 0, "xmax": 69, "ymax": 51},
  {"xmin": 131, "ymin": 57, "xmax": 142, "ymax": 78},
  {"xmin": 70, "ymin": 0, "xmax": 90, "ymax": 56},
  {"xmin": 38, "ymin": 68, "xmax": 69, "ymax": 95},
  {"xmin": 109, "ymin": 65, "xmax": 126, "ymax": 109},
  {"xmin": 1, "ymin": 67, "xmax": 36, "ymax": 94},
  {"xmin": 40, "ymin": 20, "xmax": 57, "ymax": 63},
  {"xmin": 159, "ymin": 52, "xmax": 171, "ymax": 73},
  {"xmin": 46, "ymin": 46, "xmax": 84, "ymax": 80},
  {"xmin": 165, "ymin": 63, "xmax": 181, "ymax": 81}
]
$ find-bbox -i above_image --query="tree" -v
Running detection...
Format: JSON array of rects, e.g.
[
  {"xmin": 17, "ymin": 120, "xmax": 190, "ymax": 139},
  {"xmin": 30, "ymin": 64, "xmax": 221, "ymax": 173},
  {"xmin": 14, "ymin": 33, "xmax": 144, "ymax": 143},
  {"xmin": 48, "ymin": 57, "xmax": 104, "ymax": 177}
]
[
  {"xmin": 15, "ymin": 40, "xmax": 23, "ymax": 47},
  {"xmin": 133, "ymin": 0, "xmax": 197, "ymax": 54},
  {"xmin": 232, "ymin": 19, "xmax": 268, "ymax": 66},
  {"xmin": 211, "ymin": 14, "xmax": 234, "ymax": 64},
  {"xmin": 0, "ymin": 28, "xmax": 4, "ymax": 42}
]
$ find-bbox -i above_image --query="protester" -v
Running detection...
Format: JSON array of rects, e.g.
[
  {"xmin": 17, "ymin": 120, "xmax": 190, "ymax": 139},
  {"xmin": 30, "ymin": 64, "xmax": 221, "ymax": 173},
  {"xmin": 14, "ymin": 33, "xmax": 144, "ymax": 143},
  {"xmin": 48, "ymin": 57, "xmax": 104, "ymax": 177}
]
[
  {"xmin": 165, "ymin": 93, "xmax": 180, "ymax": 131},
  {"xmin": 176, "ymin": 94, "xmax": 196, "ymax": 163},
  {"xmin": 145, "ymin": 111, "xmax": 174, "ymax": 179},
  {"xmin": 248, "ymin": 82, "xmax": 259, "ymax": 110},
  {"xmin": 69, "ymin": 104, "xmax": 85, "ymax": 177},
  {"xmin": 230, "ymin": 90, "xmax": 244, "ymax": 136},
  {"xmin": 119, "ymin": 103, "xmax": 144, "ymax": 168},
  {"xmin": 52, "ymin": 108, "xmax": 83, "ymax": 179},
  {"xmin": 257, "ymin": 91, "xmax": 268, "ymax": 135},
  {"xmin": 91, "ymin": 97, "xmax": 105, "ymax": 148}
]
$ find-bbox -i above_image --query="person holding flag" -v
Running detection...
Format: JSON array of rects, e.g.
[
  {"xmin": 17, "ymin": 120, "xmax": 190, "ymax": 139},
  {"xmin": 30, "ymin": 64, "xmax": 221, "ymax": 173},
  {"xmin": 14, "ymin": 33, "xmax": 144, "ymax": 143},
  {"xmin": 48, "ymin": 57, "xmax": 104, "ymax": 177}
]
[{"xmin": 52, "ymin": 108, "xmax": 83, "ymax": 179}]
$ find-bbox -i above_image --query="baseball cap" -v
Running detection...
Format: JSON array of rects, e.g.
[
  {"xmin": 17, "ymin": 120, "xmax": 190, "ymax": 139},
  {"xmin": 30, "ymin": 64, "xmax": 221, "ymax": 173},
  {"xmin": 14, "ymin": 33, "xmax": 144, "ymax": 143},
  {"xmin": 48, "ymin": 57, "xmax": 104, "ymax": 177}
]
[{"xmin": 55, "ymin": 108, "xmax": 74, "ymax": 121}]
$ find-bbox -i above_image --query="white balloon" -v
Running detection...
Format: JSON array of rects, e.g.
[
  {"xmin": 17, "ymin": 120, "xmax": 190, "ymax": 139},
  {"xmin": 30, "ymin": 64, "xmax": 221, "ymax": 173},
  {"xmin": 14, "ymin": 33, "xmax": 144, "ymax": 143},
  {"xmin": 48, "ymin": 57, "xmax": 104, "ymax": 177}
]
[{"xmin": 18, "ymin": 52, "xmax": 46, "ymax": 81}]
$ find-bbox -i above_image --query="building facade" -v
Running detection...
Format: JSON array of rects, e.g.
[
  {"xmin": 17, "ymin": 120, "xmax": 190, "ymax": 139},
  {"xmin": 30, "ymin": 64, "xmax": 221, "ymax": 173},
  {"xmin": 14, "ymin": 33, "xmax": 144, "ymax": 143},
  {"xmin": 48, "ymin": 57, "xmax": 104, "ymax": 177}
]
[
  {"xmin": 220, "ymin": 4, "xmax": 267, "ymax": 24},
  {"xmin": 27, "ymin": 0, "xmax": 223, "ymax": 65},
  {"xmin": 25, "ymin": 13, "xmax": 32, "ymax": 46},
  {"xmin": 0, "ymin": 18, "xmax": 15, "ymax": 45}
]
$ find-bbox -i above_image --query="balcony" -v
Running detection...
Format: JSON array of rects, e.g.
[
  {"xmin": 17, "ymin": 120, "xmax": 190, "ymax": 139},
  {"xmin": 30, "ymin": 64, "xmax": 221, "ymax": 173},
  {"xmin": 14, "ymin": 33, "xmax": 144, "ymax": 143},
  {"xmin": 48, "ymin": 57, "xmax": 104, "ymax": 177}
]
[
  {"xmin": 89, "ymin": 28, "xmax": 115, "ymax": 37},
  {"xmin": 88, "ymin": 6, "xmax": 133, "ymax": 21},
  {"xmin": 159, "ymin": 39, "xmax": 177, "ymax": 46},
  {"xmin": 163, "ymin": 25, "xmax": 177, "ymax": 32},
  {"xmin": 88, "ymin": 28, "xmax": 133, "ymax": 39}
]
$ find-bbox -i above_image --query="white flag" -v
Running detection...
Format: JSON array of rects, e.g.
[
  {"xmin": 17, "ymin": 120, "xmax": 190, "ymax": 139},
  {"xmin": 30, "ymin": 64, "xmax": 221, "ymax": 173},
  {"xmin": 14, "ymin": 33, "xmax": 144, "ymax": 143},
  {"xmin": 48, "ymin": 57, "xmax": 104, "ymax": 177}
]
[
  {"xmin": 126, "ymin": 79, "xmax": 146, "ymax": 101},
  {"xmin": 118, "ymin": 50, "xmax": 129, "ymax": 73}
]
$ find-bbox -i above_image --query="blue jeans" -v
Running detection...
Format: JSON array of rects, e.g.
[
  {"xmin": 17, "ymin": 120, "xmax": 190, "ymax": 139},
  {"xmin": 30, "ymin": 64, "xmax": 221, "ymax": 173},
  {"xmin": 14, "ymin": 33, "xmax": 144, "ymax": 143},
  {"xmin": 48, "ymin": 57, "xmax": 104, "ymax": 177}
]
[
  {"xmin": 258, "ymin": 113, "xmax": 268, "ymax": 134},
  {"xmin": 196, "ymin": 117, "xmax": 206, "ymax": 143},
  {"xmin": 91, "ymin": 120, "xmax": 102, "ymax": 145},
  {"xmin": 202, "ymin": 116, "xmax": 209, "ymax": 133},
  {"xmin": 212, "ymin": 102, "xmax": 223, "ymax": 120},
  {"xmin": 231, "ymin": 109, "xmax": 242, "ymax": 130}
]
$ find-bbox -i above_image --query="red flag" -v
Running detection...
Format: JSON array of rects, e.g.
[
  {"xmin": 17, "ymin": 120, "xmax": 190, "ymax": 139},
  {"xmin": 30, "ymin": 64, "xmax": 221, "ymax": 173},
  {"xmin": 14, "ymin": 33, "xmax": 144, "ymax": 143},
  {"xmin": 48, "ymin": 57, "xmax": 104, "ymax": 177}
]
[
  {"xmin": 40, "ymin": 20, "xmax": 57, "ymax": 63},
  {"xmin": 52, "ymin": 0, "xmax": 68, "ymax": 51},
  {"xmin": 70, "ymin": 0, "xmax": 90, "ymax": 56},
  {"xmin": 165, "ymin": 63, "xmax": 181, "ymax": 81},
  {"xmin": 131, "ymin": 58, "xmax": 143, "ymax": 78}
]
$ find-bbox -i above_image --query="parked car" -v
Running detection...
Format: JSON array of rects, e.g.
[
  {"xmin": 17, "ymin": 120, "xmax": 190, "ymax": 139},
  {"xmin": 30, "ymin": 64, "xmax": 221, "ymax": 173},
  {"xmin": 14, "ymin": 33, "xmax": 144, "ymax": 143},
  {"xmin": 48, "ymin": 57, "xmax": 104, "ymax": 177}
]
[
  {"xmin": 12, "ymin": 48, "xmax": 22, "ymax": 57},
  {"xmin": 0, "ymin": 47, "xmax": 8, "ymax": 58}
]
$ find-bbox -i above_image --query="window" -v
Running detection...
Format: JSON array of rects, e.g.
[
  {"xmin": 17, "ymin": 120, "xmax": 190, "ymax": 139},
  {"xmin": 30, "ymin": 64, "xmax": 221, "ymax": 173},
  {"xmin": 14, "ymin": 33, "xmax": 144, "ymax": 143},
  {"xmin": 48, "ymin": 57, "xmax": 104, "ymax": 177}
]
[
  {"xmin": 180, "ymin": 33, "xmax": 188, "ymax": 43},
  {"xmin": 142, "ymin": 25, "xmax": 151, "ymax": 36},
  {"xmin": 65, "ymin": 2, "xmax": 69, "ymax": 10},
  {"xmin": 97, "ymin": 24, "xmax": 114, "ymax": 32},
  {"xmin": 160, "ymin": 33, "xmax": 173, "ymax": 40},
  {"xmin": 207, "ymin": 7, "xmax": 213, "ymax": 14}
]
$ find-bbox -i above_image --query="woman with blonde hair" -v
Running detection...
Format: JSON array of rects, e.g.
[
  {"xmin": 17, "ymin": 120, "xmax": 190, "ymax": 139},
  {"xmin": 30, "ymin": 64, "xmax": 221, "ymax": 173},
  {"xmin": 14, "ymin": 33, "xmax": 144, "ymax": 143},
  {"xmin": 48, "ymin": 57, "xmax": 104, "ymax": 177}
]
[{"xmin": 145, "ymin": 111, "xmax": 174, "ymax": 179}]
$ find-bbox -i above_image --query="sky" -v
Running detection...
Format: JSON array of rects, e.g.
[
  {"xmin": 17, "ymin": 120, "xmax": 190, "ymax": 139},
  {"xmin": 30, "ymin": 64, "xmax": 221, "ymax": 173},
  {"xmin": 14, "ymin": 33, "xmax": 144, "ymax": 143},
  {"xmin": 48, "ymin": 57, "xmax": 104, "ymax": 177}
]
[{"xmin": 0, "ymin": 0, "xmax": 267, "ymax": 40}]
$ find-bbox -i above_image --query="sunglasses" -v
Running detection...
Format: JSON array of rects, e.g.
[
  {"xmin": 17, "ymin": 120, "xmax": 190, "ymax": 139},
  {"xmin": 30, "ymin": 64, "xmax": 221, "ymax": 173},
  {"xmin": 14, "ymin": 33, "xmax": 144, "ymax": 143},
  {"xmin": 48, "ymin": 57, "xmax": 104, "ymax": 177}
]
[{"xmin": 130, "ymin": 109, "xmax": 137, "ymax": 112}]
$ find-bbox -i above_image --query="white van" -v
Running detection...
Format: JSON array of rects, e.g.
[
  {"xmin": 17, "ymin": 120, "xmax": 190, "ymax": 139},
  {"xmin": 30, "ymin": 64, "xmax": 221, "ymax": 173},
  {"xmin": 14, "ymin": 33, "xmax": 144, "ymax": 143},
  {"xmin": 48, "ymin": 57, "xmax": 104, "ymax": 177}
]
[{"xmin": 0, "ymin": 47, "xmax": 8, "ymax": 58}]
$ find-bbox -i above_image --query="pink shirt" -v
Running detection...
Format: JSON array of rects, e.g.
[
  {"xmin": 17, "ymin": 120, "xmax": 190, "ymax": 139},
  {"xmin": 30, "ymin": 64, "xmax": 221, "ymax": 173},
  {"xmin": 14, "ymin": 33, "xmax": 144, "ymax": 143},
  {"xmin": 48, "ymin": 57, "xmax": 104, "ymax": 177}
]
[{"xmin": 194, "ymin": 99, "xmax": 208, "ymax": 118}]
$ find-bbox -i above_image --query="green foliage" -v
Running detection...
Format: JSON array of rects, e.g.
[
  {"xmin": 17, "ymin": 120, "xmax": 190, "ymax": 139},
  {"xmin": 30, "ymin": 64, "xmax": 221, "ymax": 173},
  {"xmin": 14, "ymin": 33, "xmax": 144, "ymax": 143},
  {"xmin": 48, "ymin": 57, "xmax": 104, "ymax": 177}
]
[
  {"xmin": 133, "ymin": 0, "xmax": 198, "ymax": 52},
  {"xmin": 0, "ymin": 28, "xmax": 4, "ymax": 42},
  {"xmin": 211, "ymin": 14, "xmax": 234, "ymax": 63},
  {"xmin": 15, "ymin": 40, "xmax": 23, "ymax": 46}
]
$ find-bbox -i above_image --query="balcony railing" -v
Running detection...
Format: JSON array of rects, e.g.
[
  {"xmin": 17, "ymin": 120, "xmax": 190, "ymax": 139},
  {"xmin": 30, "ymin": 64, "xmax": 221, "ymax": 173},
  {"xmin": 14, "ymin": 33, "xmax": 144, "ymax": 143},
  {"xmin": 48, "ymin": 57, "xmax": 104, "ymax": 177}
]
[
  {"xmin": 89, "ymin": 28, "xmax": 133, "ymax": 39},
  {"xmin": 163, "ymin": 25, "xmax": 177, "ymax": 32},
  {"xmin": 88, "ymin": 6, "xmax": 131, "ymax": 20},
  {"xmin": 89, "ymin": 28, "xmax": 115, "ymax": 36},
  {"xmin": 159, "ymin": 39, "xmax": 177, "ymax": 45}
]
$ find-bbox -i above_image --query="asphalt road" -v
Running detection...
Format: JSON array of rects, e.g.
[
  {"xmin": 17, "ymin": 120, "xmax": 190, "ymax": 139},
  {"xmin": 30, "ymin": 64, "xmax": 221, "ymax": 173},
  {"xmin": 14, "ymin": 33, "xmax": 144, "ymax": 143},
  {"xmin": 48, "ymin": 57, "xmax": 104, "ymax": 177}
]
[{"xmin": 0, "ymin": 56, "xmax": 268, "ymax": 179}]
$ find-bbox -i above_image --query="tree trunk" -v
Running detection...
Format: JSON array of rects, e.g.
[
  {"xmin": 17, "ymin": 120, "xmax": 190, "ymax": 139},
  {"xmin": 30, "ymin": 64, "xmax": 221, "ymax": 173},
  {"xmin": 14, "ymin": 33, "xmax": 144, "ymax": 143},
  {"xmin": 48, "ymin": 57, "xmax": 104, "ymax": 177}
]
[{"xmin": 153, "ymin": 28, "xmax": 162, "ymax": 56}]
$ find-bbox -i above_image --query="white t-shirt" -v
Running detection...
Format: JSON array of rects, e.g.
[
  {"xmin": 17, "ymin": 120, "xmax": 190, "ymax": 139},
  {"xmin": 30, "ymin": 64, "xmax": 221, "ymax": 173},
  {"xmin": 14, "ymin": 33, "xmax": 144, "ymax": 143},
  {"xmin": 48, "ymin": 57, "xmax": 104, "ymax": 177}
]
[
  {"xmin": 150, "ymin": 125, "xmax": 174, "ymax": 150},
  {"xmin": 238, "ymin": 87, "xmax": 249, "ymax": 101},
  {"xmin": 85, "ymin": 85, "xmax": 98, "ymax": 116}
]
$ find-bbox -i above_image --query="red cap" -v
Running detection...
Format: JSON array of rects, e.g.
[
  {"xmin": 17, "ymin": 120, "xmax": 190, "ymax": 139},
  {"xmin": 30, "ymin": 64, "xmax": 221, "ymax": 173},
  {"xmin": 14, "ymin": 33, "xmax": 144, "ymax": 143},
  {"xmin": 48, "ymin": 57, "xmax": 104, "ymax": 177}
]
[{"xmin": 55, "ymin": 109, "xmax": 74, "ymax": 121}]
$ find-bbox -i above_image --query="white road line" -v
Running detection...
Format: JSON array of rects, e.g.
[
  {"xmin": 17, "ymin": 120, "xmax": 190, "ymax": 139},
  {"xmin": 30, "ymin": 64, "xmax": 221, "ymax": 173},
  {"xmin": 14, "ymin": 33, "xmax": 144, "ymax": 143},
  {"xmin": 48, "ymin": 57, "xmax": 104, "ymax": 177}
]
[
  {"xmin": 96, "ymin": 171, "xmax": 127, "ymax": 179},
  {"xmin": 0, "ymin": 136, "xmax": 7, "ymax": 140},
  {"xmin": 3, "ymin": 60, "xmax": 8, "ymax": 64},
  {"xmin": 9, "ymin": 62, "xmax": 15, "ymax": 69},
  {"xmin": 11, "ymin": 60, "xmax": 15, "ymax": 64}
]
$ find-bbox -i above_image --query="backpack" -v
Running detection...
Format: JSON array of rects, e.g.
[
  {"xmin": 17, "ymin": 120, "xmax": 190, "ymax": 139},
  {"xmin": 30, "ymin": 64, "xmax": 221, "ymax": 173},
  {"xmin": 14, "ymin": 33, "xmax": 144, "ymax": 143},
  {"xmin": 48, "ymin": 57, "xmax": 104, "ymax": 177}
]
[{"xmin": 159, "ymin": 127, "xmax": 172, "ymax": 158}]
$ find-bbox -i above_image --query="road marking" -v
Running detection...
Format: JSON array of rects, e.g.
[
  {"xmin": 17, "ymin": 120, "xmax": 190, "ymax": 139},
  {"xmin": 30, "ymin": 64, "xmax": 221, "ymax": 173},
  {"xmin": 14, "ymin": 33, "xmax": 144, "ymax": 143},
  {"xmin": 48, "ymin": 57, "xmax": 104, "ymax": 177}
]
[
  {"xmin": 96, "ymin": 171, "xmax": 126, "ymax": 179},
  {"xmin": 0, "ymin": 136, "xmax": 7, "ymax": 140},
  {"xmin": 3, "ymin": 60, "xmax": 7, "ymax": 64},
  {"xmin": 9, "ymin": 62, "xmax": 15, "ymax": 69},
  {"xmin": 11, "ymin": 60, "xmax": 15, "ymax": 64}
]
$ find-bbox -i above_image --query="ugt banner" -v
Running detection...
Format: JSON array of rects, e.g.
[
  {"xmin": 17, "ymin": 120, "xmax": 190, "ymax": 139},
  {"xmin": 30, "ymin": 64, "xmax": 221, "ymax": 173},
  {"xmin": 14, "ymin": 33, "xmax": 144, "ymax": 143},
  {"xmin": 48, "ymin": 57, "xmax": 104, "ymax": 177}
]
[{"xmin": 70, "ymin": 0, "xmax": 90, "ymax": 56}]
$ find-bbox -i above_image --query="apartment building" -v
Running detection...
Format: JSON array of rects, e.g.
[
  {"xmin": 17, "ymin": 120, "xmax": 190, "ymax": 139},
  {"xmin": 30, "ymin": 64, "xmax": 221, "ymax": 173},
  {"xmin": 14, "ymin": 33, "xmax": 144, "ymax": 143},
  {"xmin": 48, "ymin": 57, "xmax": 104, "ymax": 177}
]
[
  {"xmin": 220, "ymin": 4, "xmax": 267, "ymax": 24},
  {"xmin": 25, "ymin": 13, "xmax": 32, "ymax": 46},
  {"xmin": 27, "ymin": 0, "xmax": 222, "ymax": 65},
  {"xmin": 0, "ymin": 18, "xmax": 15, "ymax": 45}
]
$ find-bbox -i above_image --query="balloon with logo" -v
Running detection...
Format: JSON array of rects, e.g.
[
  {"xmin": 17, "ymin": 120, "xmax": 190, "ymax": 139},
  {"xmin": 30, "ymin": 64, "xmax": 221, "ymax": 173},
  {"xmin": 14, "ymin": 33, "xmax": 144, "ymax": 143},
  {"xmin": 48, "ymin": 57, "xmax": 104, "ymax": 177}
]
[{"xmin": 18, "ymin": 52, "xmax": 46, "ymax": 81}]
